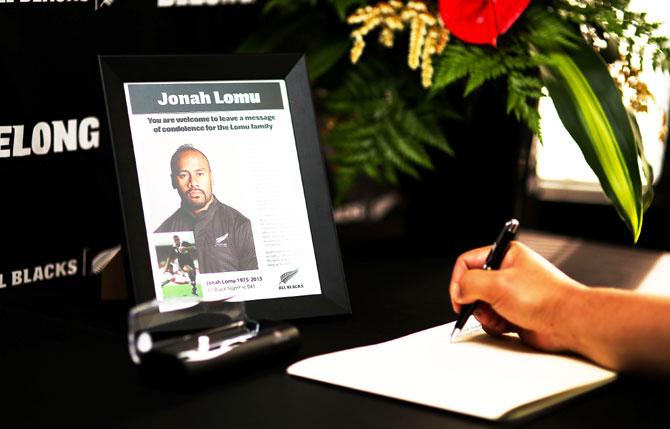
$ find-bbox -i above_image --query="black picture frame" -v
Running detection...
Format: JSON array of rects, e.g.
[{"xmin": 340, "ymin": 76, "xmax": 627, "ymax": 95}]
[{"xmin": 99, "ymin": 54, "xmax": 350, "ymax": 320}]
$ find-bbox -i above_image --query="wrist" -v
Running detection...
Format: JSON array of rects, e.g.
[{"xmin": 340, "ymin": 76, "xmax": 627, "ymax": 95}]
[{"xmin": 548, "ymin": 281, "xmax": 590, "ymax": 354}]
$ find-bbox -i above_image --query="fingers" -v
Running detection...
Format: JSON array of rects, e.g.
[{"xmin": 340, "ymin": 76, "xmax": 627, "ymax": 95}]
[
  {"xmin": 449, "ymin": 246, "xmax": 493, "ymax": 313},
  {"xmin": 473, "ymin": 303, "xmax": 515, "ymax": 336},
  {"xmin": 472, "ymin": 305, "xmax": 557, "ymax": 351},
  {"xmin": 449, "ymin": 242, "xmax": 524, "ymax": 314},
  {"xmin": 450, "ymin": 246, "xmax": 491, "ymax": 285},
  {"xmin": 454, "ymin": 268, "xmax": 506, "ymax": 310}
]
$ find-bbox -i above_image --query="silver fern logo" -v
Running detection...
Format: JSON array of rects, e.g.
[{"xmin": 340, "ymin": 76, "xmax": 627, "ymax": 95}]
[
  {"xmin": 280, "ymin": 269, "xmax": 299, "ymax": 284},
  {"xmin": 278, "ymin": 269, "xmax": 304, "ymax": 291}
]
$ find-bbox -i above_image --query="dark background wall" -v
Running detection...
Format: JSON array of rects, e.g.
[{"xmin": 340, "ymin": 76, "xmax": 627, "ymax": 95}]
[
  {"xmin": 0, "ymin": 0, "xmax": 264, "ymax": 296},
  {"xmin": 1, "ymin": 0, "xmax": 668, "ymax": 299}
]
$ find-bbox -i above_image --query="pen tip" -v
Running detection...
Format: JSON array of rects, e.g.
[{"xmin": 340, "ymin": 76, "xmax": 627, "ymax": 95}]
[{"xmin": 450, "ymin": 328, "xmax": 461, "ymax": 343}]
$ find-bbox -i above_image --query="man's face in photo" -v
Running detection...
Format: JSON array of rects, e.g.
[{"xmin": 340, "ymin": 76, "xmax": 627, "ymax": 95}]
[{"xmin": 172, "ymin": 149, "xmax": 214, "ymax": 212}]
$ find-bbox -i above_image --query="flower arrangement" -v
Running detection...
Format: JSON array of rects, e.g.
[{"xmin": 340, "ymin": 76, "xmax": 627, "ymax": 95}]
[{"xmin": 241, "ymin": 0, "xmax": 669, "ymax": 241}]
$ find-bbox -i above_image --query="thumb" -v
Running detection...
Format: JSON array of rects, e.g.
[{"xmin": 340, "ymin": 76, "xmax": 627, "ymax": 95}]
[{"xmin": 456, "ymin": 269, "xmax": 505, "ymax": 307}]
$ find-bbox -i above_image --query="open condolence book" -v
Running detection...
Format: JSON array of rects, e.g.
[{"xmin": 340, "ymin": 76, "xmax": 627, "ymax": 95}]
[{"xmin": 287, "ymin": 321, "xmax": 616, "ymax": 421}]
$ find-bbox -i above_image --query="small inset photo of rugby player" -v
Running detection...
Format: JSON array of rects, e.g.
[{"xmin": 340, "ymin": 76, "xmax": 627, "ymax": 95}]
[{"xmin": 154, "ymin": 232, "xmax": 202, "ymax": 298}]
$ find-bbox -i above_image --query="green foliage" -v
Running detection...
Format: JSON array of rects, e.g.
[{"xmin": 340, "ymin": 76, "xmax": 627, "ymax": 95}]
[
  {"xmin": 236, "ymin": 0, "xmax": 668, "ymax": 224},
  {"xmin": 432, "ymin": 44, "xmax": 507, "ymax": 95},
  {"xmin": 432, "ymin": 6, "xmax": 577, "ymax": 137},
  {"xmin": 553, "ymin": 0, "xmax": 670, "ymax": 72},
  {"xmin": 540, "ymin": 41, "xmax": 646, "ymax": 241},
  {"xmin": 237, "ymin": 2, "xmax": 457, "ymax": 204},
  {"xmin": 236, "ymin": 3, "xmax": 350, "ymax": 79},
  {"xmin": 506, "ymin": 72, "xmax": 543, "ymax": 136},
  {"xmin": 262, "ymin": 0, "xmax": 318, "ymax": 15},
  {"xmin": 651, "ymin": 44, "xmax": 670, "ymax": 72},
  {"xmin": 261, "ymin": 0, "xmax": 363, "ymax": 21},
  {"xmin": 329, "ymin": 0, "xmax": 366, "ymax": 20},
  {"xmin": 307, "ymin": 40, "xmax": 351, "ymax": 80},
  {"xmin": 322, "ymin": 63, "xmax": 454, "ymax": 204},
  {"xmin": 519, "ymin": 6, "xmax": 579, "ymax": 52}
]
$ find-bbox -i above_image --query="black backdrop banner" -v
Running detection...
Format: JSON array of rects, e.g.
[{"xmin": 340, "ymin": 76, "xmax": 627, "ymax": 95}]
[{"xmin": 0, "ymin": 0, "xmax": 261, "ymax": 294}]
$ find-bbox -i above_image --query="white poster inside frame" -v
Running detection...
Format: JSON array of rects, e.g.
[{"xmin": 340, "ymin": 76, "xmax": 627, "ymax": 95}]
[{"xmin": 123, "ymin": 80, "xmax": 321, "ymax": 302}]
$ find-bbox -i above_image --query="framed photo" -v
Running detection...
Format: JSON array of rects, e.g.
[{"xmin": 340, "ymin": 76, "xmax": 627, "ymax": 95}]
[{"xmin": 99, "ymin": 54, "xmax": 350, "ymax": 320}]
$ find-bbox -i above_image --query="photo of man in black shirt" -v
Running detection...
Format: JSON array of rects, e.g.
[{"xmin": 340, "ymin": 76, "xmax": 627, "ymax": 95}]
[{"xmin": 155, "ymin": 144, "xmax": 259, "ymax": 273}]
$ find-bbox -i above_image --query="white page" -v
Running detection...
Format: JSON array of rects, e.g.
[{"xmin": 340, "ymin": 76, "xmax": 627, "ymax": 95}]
[{"xmin": 287, "ymin": 321, "xmax": 616, "ymax": 420}]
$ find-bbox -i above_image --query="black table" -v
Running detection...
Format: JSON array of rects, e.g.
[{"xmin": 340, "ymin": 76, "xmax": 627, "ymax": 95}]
[{"xmin": 1, "ymin": 248, "xmax": 667, "ymax": 428}]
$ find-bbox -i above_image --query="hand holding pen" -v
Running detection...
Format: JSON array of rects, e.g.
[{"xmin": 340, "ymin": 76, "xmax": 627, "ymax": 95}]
[
  {"xmin": 448, "ymin": 223, "xmax": 588, "ymax": 351},
  {"xmin": 450, "ymin": 219, "xmax": 519, "ymax": 341}
]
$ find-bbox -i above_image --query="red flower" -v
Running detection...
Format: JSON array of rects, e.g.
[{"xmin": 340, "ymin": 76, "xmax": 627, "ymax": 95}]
[{"xmin": 439, "ymin": 0, "xmax": 531, "ymax": 47}]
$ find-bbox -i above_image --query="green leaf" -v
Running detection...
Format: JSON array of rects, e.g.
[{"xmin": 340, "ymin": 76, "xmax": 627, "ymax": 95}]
[
  {"xmin": 401, "ymin": 109, "xmax": 454, "ymax": 155},
  {"xmin": 382, "ymin": 163, "xmax": 399, "ymax": 185},
  {"xmin": 333, "ymin": 167, "xmax": 360, "ymax": 206},
  {"xmin": 627, "ymin": 110, "xmax": 654, "ymax": 211},
  {"xmin": 432, "ymin": 44, "xmax": 487, "ymax": 94},
  {"xmin": 262, "ymin": 0, "xmax": 317, "ymax": 15},
  {"xmin": 236, "ymin": 13, "xmax": 316, "ymax": 53},
  {"xmin": 323, "ymin": 62, "xmax": 455, "ymax": 202},
  {"xmin": 330, "ymin": 149, "xmax": 374, "ymax": 166},
  {"xmin": 307, "ymin": 40, "xmax": 350, "ymax": 80},
  {"xmin": 521, "ymin": 6, "xmax": 578, "ymax": 52},
  {"xmin": 539, "ymin": 39, "xmax": 647, "ymax": 242},
  {"xmin": 363, "ymin": 164, "xmax": 383, "ymax": 183},
  {"xmin": 506, "ymin": 73, "xmax": 543, "ymax": 136},
  {"xmin": 328, "ymin": 0, "xmax": 365, "ymax": 21},
  {"xmin": 377, "ymin": 131, "xmax": 420, "ymax": 179},
  {"xmin": 384, "ymin": 120, "xmax": 434, "ymax": 169}
]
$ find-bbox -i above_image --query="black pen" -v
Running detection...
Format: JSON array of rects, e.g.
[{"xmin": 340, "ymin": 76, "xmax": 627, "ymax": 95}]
[{"xmin": 450, "ymin": 219, "xmax": 519, "ymax": 341}]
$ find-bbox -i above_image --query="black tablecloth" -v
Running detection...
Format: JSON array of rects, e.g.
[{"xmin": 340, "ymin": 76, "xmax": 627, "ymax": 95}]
[{"xmin": 1, "ymin": 248, "xmax": 667, "ymax": 428}]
